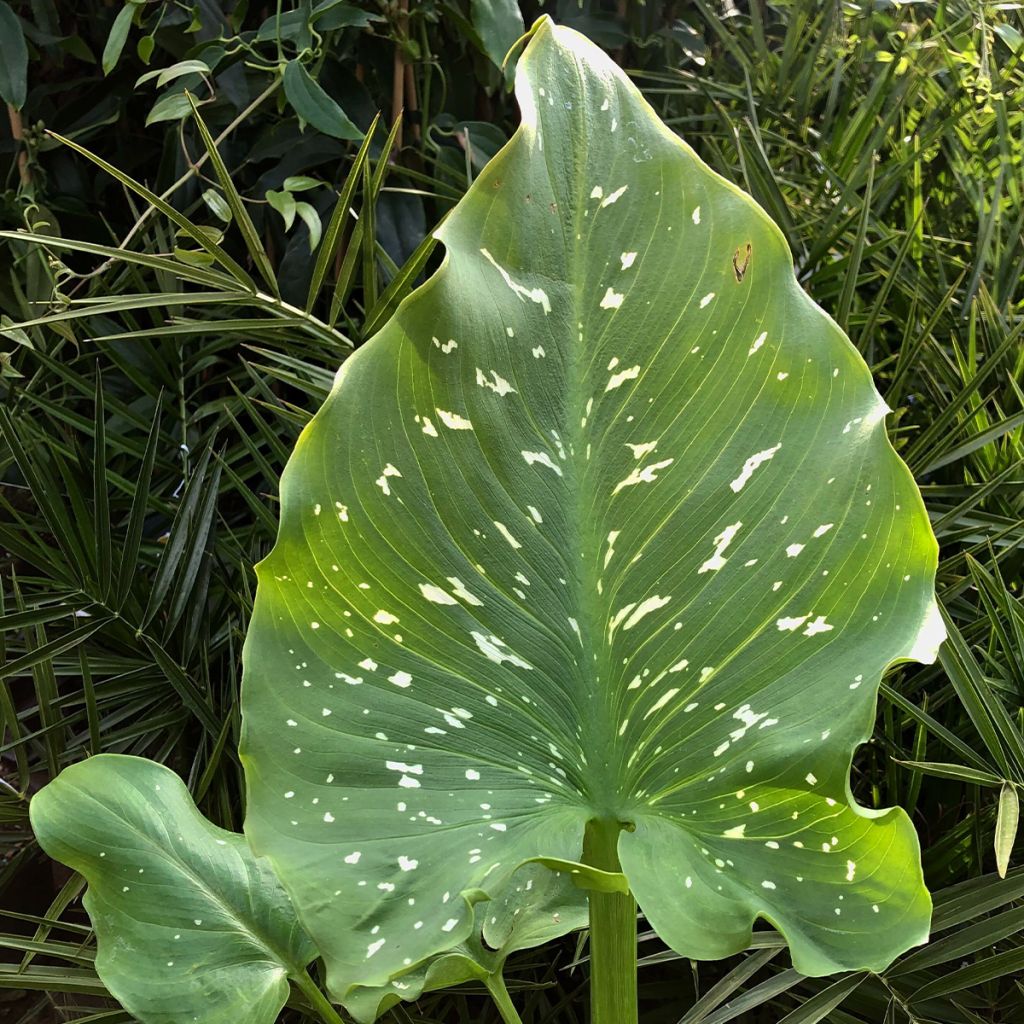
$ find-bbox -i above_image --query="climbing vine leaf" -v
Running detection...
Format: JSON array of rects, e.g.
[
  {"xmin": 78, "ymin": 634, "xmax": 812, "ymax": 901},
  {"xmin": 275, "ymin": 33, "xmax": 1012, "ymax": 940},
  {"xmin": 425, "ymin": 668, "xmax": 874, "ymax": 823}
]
[{"xmin": 240, "ymin": 16, "xmax": 944, "ymax": 1004}]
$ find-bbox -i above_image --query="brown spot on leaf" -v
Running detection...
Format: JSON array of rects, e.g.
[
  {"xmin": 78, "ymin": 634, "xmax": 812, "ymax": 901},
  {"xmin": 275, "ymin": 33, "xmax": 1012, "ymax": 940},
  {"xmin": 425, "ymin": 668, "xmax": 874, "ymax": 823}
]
[{"xmin": 733, "ymin": 243, "xmax": 752, "ymax": 282}]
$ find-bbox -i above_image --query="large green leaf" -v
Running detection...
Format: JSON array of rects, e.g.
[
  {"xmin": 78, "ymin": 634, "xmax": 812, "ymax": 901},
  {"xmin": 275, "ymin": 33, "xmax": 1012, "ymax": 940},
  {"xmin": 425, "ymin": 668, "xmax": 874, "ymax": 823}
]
[
  {"xmin": 241, "ymin": 16, "xmax": 944, "ymax": 1002},
  {"xmin": 30, "ymin": 755, "xmax": 317, "ymax": 1024}
]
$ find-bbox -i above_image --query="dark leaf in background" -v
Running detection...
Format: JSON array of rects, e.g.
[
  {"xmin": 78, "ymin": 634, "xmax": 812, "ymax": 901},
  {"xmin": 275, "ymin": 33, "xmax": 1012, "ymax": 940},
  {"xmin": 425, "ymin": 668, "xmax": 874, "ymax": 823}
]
[
  {"xmin": 0, "ymin": 1, "xmax": 28, "ymax": 109},
  {"xmin": 283, "ymin": 59, "xmax": 363, "ymax": 141}
]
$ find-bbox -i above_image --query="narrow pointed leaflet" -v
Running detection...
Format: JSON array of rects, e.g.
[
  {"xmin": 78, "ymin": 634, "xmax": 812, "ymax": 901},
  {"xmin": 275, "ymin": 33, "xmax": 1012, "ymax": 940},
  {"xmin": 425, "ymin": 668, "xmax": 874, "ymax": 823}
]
[{"xmin": 241, "ymin": 16, "xmax": 945, "ymax": 1005}]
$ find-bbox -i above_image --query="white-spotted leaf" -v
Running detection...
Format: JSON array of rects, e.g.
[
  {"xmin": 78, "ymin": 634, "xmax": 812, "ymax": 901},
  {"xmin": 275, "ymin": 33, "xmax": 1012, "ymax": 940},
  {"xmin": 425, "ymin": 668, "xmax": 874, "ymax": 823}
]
[
  {"xmin": 30, "ymin": 755, "xmax": 317, "ymax": 1024},
  {"xmin": 343, "ymin": 862, "xmax": 587, "ymax": 1022},
  {"xmin": 241, "ymin": 16, "xmax": 944, "ymax": 1000}
]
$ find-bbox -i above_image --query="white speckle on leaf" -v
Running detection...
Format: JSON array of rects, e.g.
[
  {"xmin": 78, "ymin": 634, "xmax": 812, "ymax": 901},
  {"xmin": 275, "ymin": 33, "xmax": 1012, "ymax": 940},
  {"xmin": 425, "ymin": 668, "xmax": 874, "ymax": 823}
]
[
  {"xmin": 626, "ymin": 440, "xmax": 658, "ymax": 460},
  {"xmin": 604, "ymin": 530, "xmax": 620, "ymax": 569},
  {"xmin": 480, "ymin": 248, "xmax": 551, "ymax": 313},
  {"xmin": 606, "ymin": 365, "xmax": 640, "ymax": 390},
  {"xmin": 522, "ymin": 450, "xmax": 563, "ymax": 476},
  {"xmin": 802, "ymin": 615, "xmax": 834, "ymax": 637},
  {"xmin": 601, "ymin": 186, "xmax": 628, "ymax": 207},
  {"xmin": 476, "ymin": 367, "xmax": 517, "ymax": 397},
  {"xmin": 777, "ymin": 615, "xmax": 809, "ymax": 632},
  {"xmin": 620, "ymin": 251, "xmax": 637, "ymax": 269},
  {"xmin": 420, "ymin": 583, "xmax": 458, "ymax": 605},
  {"xmin": 613, "ymin": 458, "xmax": 674, "ymax": 495},
  {"xmin": 600, "ymin": 287, "xmax": 625, "ymax": 311},
  {"xmin": 436, "ymin": 408, "xmax": 474, "ymax": 430},
  {"xmin": 493, "ymin": 521, "xmax": 522, "ymax": 549},
  {"xmin": 471, "ymin": 632, "xmax": 532, "ymax": 670},
  {"xmin": 729, "ymin": 444, "xmax": 781, "ymax": 492},
  {"xmin": 448, "ymin": 577, "xmax": 483, "ymax": 605},
  {"xmin": 375, "ymin": 463, "xmax": 402, "ymax": 495},
  {"xmin": 698, "ymin": 522, "xmax": 743, "ymax": 573},
  {"xmin": 623, "ymin": 595, "xmax": 672, "ymax": 630}
]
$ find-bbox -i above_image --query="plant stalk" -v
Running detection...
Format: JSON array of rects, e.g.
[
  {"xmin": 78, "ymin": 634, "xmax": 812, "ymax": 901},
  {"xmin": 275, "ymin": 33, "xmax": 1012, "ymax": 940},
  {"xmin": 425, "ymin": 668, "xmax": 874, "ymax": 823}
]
[
  {"xmin": 485, "ymin": 973, "xmax": 526, "ymax": 1024},
  {"xmin": 583, "ymin": 820, "xmax": 638, "ymax": 1024},
  {"xmin": 292, "ymin": 968, "xmax": 347, "ymax": 1024}
]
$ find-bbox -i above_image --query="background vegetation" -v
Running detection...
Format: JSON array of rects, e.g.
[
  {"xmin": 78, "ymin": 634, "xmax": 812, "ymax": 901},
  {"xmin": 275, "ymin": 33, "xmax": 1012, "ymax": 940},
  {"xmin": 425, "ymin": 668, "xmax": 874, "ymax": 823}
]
[{"xmin": 1, "ymin": 1, "xmax": 1023, "ymax": 1021}]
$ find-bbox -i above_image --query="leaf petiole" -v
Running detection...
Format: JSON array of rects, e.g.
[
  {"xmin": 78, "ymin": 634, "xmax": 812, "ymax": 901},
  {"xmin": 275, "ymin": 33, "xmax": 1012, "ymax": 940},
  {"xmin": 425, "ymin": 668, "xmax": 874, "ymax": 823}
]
[
  {"xmin": 292, "ymin": 968, "xmax": 348, "ymax": 1024},
  {"xmin": 485, "ymin": 972, "xmax": 526, "ymax": 1024}
]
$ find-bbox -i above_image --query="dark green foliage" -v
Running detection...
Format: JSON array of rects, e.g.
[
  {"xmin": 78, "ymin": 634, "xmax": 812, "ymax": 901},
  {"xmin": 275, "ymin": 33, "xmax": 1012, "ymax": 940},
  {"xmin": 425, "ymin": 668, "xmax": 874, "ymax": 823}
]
[{"xmin": 1, "ymin": 2, "xmax": 1023, "ymax": 1022}]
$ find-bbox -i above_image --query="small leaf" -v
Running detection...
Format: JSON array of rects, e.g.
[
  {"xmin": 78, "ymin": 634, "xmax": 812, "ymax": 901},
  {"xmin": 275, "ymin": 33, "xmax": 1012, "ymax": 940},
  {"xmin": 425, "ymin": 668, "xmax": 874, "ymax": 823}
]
[
  {"xmin": 102, "ymin": 3, "xmax": 135, "ymax": 76},
  {"xmin": 0, "ymin": 352, "xmax": 23, "ymax": 379},
  {"xmin": 267, "ymin": 189, "xmax": 297, "ymax": 232},
  {"xmin": 173, "ymin": 247, "xmax": 217, "ymax": 266},
  {"xmin": 295, "ymin": 202, "xmax": 322, "ymax": 252},
  {"xmin": 135, "ymin": 58, "xmax": 211, "ymax": 89},
  {"xmin": 283, "ymin": 60, "xmax": 362, "ymax": 141},
  {"xmin": 30, "ymin": 755, "xmax": 317, "ymax": 1024},
  {"xmin": 0, "ymin": 2, "xmax": 28, "ymax": 109},
  {"xmin": 995, "ymin": 782, "xmax": 1019, "ymax": 879},
  {"xmin": 202, "ymin": 188, "xmax": 232, "ymax": 223},
  {"xmin": 136, "ymin": 34, "xmax": 154, "ymax": 64},
  {"xmin": 283, "ymin": 175, "xmax": 324, "ymax": 192},
  {"xmin": 145, "ymin": 91, "xmax": 193, "ymax": 126}
]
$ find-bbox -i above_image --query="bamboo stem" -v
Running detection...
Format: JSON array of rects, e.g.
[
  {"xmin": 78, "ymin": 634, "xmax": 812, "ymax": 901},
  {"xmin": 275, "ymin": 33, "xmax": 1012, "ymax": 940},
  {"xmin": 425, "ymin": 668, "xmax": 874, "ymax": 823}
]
[
  {"xmin": 390, "ymin": 0, "xmax": 409, "ymax": 152},
  {"xmin": 7, "ymin": 104, "xmax": 31, "ymax": 187}
]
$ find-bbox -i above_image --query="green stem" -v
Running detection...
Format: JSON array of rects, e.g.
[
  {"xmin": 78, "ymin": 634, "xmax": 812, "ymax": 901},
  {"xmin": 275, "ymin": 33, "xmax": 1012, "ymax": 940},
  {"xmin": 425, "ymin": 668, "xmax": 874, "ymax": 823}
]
[
  {"xmin": 485, "ymin": 972, "xmax": 526, "ymax": 1024},
  {"xmin": 292, "ymin": 968, "xmax": 348, "ymax": 1024},
  {"xmin": 583, "ymin": 820, "xmax": 638, "ymax": 1024}
]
